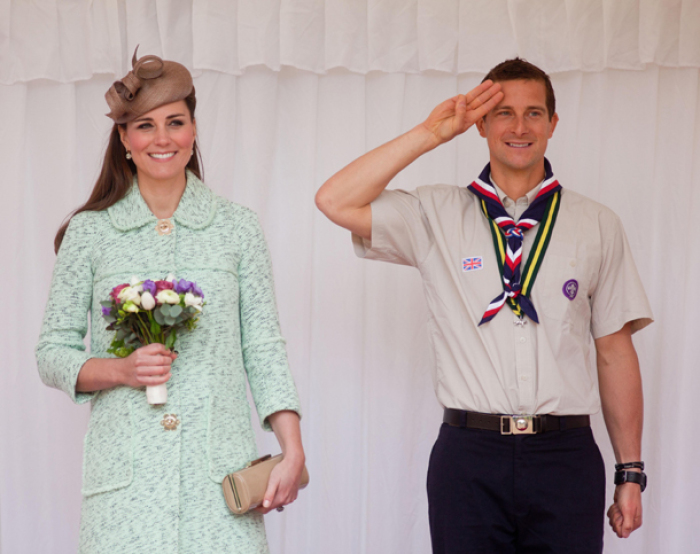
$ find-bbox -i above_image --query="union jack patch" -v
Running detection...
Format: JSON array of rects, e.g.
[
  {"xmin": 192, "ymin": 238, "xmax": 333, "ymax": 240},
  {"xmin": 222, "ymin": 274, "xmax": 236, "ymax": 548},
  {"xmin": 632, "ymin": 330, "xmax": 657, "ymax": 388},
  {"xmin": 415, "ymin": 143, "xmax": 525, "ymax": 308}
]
[{"xmin": 462, "ymin": 257, "xmax": 483, "ymax": 272}]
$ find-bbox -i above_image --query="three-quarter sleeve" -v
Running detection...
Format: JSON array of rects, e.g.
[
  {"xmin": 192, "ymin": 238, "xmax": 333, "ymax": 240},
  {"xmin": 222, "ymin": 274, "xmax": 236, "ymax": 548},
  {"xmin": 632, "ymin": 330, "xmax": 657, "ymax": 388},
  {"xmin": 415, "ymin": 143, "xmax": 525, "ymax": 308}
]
[
  {"xmin": 35, "ymin": 213, "xmax": 97, "ymax": 404},
  {"xmin": 237, "ymin": 209, "xmax": 301, "ymax": 430}
]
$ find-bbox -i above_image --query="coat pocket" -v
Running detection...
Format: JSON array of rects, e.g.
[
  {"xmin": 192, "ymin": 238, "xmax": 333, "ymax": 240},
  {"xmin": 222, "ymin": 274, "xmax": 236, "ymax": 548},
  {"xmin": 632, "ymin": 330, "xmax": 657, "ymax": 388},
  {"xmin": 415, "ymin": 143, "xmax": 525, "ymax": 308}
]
[
  {"xmin": 207, "ymin": 393, "xmax": 259, "ymax": 484},
  {"xmin": 81, "ymin": 391, "xmax": 134, "ymax": 496}
]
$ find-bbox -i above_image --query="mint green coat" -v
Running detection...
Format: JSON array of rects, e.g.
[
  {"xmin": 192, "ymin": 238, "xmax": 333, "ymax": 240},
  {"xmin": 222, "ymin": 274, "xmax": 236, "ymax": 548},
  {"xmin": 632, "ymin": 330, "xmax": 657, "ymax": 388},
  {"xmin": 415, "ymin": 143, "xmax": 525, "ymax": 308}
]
[{"xmin": 36, "ymin": 173, "xmax": 301, "ymax": 553}]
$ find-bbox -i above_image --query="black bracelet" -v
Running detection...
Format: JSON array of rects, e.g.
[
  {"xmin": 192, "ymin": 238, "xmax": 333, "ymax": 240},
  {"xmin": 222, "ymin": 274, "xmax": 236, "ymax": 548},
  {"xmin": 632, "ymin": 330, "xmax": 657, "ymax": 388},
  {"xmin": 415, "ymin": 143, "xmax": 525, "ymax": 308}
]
[
  {"xmin": 614, "ymin": 470, "xmax": 647, "ymax": 492},
  {"xmin": 614, "ymin": 461, "xmax": 645, "ymax": 471}
]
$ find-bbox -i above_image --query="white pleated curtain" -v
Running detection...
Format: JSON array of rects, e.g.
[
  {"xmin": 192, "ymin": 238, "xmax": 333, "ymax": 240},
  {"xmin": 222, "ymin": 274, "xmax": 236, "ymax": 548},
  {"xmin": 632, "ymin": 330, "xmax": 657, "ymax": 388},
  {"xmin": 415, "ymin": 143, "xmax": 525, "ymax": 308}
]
[{"xmin": 1, "ymin": 2, "xmax": 699, "ymax": 554}]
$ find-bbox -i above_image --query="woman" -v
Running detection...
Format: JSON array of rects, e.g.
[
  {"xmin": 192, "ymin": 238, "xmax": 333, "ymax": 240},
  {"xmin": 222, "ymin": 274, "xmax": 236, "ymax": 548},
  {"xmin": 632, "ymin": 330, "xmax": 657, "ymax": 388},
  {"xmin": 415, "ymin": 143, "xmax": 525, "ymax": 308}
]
[{"xmin": 35, "ymin": 50, "xmax": 305, "ymax": 553}]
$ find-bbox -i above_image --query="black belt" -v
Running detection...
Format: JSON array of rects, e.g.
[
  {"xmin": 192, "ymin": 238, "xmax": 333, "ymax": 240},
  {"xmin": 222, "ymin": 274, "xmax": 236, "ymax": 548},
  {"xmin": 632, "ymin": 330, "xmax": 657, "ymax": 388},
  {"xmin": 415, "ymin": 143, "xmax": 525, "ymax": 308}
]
[{"xmin": 444, "ymin": 408, "xmax": 590, "ymax": 435}]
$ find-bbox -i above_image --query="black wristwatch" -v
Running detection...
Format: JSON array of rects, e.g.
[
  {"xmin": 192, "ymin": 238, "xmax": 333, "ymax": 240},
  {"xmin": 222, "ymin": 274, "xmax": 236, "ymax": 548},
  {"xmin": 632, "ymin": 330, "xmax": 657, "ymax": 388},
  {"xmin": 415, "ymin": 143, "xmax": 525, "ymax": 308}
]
[{"xmin": 614, "ymin": 469, "xmax": 647, "ymax": 492}]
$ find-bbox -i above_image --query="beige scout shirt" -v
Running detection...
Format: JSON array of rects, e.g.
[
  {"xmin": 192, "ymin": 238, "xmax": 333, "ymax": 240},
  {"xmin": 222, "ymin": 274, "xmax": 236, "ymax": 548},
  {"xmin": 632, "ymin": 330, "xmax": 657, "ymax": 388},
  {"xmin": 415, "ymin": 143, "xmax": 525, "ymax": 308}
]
[{"xmin": 353, "ymin": 181, "xmax": 653, "ymax": 416}]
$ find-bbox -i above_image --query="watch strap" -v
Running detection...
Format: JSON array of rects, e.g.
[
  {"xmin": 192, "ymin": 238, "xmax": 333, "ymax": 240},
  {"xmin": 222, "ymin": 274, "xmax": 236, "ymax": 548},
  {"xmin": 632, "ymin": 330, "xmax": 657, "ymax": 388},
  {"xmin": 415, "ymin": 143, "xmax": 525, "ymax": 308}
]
[{"xmin": 614, "ymin": 470, "xmax": 647, "ymax": 492}]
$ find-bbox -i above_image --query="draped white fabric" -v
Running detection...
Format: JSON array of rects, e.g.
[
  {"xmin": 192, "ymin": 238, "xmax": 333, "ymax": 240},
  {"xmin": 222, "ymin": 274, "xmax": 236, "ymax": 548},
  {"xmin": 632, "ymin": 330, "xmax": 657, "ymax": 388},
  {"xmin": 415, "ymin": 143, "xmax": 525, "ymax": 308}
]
[
  {"xmin": 2, "ymin": 3, "xmax": 699, "ymax": 554},
  {"xmin": 2, "ymin": 0, "xmax": 700, "ymax": 84}
]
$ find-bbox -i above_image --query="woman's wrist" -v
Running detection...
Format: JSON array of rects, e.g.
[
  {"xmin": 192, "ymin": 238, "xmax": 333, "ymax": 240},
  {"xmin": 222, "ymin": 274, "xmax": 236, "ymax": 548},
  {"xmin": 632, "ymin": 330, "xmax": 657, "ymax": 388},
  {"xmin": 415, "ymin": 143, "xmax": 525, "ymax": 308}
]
[{"xmin": 282, "ymin": 447, "xmax": 305, "ymax": 465}]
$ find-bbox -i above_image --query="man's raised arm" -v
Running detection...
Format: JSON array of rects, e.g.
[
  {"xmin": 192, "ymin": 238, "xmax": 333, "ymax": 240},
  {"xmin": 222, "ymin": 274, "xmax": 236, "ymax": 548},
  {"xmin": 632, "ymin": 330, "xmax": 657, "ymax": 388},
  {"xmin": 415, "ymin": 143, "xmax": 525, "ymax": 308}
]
[{"xmin": 315, "ymin": 81, "xmax": 503, "ymax": 240}]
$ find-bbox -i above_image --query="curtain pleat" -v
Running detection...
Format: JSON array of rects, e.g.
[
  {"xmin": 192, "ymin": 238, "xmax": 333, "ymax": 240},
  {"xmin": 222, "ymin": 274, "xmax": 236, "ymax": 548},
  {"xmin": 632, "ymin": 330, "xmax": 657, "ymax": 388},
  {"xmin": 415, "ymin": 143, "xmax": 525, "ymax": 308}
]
[{"xmin": 2, "ymin": 0, "xmax": 699, "ymax": 83}]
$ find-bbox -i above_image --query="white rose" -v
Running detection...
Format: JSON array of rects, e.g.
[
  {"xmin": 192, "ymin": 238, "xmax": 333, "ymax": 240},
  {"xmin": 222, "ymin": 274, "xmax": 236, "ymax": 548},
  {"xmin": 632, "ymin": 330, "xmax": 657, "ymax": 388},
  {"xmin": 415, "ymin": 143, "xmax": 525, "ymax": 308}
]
[
  {"xmin": 156, "ymin": 289, "xmax": 180, "ymax": 305},
  {"xmin": 118, "ymin": 286, "xmax": 141, "ymax": 305},
  {"xmin": 140, "ymin": 291, "xmax": 156, "ymax": 310},
  {"xmin": 166, "ymin": 273, "xmax": 176, "ymax": 283},
  {"xmin": 123, "ymin": 301, "xmax": 140, "ymax": 313},
  {"xmin": 129, "ymin": 276, "xmax": 144, "ymax": 292},
  {"xmin": 184, "ymin": 292, "xmax": 203, "ymax": 311}
]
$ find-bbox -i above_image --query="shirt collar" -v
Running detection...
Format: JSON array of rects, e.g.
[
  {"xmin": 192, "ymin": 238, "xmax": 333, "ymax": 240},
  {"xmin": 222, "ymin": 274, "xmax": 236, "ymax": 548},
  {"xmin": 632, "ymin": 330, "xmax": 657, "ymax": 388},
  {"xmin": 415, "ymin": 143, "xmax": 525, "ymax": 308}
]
[
  {"xmin": 490, "ymin": 174, "xmax": 543, "ymax": 207},
  {"xmin": 108, "ymin": 170, "xmax": 217, "ymax": 232}
]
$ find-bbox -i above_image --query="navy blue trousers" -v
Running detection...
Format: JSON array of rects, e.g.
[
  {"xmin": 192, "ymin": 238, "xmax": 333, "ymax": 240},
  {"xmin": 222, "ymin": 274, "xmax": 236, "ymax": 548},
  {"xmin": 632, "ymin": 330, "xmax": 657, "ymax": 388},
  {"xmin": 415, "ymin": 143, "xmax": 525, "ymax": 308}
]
[{"xmin": 427, "ymin": 423, "xmax": 605, "ymax": 554}]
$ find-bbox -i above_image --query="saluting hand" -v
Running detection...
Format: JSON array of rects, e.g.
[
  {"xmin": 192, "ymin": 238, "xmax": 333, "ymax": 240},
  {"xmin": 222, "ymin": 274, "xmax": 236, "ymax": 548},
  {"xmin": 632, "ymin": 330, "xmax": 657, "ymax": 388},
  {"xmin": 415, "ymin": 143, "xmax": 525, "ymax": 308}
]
[{"xmin": 421, "ymin": 80, "xmax": 503, "ymax": 144}]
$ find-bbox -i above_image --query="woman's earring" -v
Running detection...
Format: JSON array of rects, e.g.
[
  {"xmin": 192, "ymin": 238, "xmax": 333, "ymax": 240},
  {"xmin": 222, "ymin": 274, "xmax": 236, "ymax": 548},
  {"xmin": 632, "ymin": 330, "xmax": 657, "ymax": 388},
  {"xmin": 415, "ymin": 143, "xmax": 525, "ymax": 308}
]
[{"xmin": 126, "ymin": 151, "xmax": 132, "ymax": 160}]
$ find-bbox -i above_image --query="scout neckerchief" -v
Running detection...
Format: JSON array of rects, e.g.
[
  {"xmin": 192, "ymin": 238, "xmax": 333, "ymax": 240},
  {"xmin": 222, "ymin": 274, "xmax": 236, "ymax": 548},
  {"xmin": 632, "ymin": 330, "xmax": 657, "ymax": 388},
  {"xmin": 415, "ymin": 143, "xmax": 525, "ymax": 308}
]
[{"xmin": 467, "ymin": 158, "xmax": 561, "ymax": 325}]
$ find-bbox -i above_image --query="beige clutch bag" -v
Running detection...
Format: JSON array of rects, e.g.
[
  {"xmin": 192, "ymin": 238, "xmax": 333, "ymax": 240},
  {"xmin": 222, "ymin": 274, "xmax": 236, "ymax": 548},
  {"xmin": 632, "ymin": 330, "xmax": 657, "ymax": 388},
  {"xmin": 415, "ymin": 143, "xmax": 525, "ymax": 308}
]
[{"xmin": 223, "ymin": 454, "xmax": 310, "ymax": 514}]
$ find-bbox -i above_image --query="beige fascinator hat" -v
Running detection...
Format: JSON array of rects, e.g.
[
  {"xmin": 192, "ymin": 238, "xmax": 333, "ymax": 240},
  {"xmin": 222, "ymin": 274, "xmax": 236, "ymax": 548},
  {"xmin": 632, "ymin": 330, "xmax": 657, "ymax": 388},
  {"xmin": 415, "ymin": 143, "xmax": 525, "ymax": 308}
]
[{"xmin": 105, "ymin": 47, "xmax": 194, "ymax": 124}]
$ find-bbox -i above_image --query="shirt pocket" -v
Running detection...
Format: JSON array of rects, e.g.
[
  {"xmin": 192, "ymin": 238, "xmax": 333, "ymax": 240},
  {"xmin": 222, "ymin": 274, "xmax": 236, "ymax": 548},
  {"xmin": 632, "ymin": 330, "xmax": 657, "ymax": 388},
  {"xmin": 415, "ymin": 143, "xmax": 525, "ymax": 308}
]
[
  {"xmin": 534, "ymin": 254, "xmax": 592, "ymax": 329},
  {"xmin": 81, "ymin": 391, "xmax": 134, "ymax": 496}
]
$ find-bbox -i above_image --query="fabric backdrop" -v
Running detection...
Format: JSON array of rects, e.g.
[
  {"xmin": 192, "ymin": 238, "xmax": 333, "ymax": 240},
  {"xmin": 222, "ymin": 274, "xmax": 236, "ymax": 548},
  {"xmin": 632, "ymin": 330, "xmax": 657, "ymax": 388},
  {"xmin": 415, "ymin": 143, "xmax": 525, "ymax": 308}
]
[{"xmin": 1, "ymin": 1, "xmax": 699, "ymax": 553}]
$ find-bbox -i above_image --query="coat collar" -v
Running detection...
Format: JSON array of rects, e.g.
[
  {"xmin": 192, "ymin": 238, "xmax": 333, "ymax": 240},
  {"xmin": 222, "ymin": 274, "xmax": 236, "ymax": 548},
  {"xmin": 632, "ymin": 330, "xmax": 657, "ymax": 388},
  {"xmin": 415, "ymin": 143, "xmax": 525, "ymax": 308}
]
[{"xmin": 108, "ymin": 171, "xmax": 217, "ymax": 232}]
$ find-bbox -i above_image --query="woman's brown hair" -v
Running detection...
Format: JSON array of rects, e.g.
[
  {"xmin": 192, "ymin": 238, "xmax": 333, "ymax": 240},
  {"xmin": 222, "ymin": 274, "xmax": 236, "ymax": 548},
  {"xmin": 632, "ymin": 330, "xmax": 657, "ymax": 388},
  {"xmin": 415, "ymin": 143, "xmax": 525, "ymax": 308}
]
[{"xmin": 53, "ymin": 92, "xmax": 203, "ymax": 254}]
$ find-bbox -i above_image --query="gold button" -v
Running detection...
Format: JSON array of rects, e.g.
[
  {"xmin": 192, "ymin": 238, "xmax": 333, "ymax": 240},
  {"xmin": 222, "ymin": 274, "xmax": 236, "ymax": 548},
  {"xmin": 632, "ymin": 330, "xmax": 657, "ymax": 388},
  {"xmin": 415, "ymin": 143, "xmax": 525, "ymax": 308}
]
[
  {"xmin": 156, "ymin": 219, "xmax": 174, "ymax": 236},
  {"xmin": 161, "ymin": 414, "xmax": 180, "ymax": 430}
]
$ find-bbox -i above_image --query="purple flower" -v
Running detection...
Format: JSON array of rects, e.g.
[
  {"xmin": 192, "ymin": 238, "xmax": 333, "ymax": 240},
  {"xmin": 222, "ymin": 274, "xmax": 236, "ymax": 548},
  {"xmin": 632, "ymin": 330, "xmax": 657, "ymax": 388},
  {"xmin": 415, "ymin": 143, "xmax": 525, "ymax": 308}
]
[
  {"xmin": 101, "ymin": 305, "xmax": 112, "ymax": 317},
  {"xmin": 142, "ymin": 280, "xmax": 156, "ymax": 296},
  {"xmin": 174, "ymin": 279, "xmax": 192, "ymax": 294},
  {"xmin": 173, "ymin": 279, "xmax": 203, "ymax": 298},
  {"xmin": 192, "ymin": 282, "xmax": 204, "ymax": 298}
]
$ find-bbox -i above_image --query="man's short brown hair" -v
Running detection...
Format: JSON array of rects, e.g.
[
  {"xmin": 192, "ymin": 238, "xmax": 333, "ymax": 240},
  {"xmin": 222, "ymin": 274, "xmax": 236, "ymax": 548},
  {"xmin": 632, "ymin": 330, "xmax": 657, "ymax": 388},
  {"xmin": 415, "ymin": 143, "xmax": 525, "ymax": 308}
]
[{"xmin": 482, "ymin": 58, "xmax": 555, "ymax": 120}]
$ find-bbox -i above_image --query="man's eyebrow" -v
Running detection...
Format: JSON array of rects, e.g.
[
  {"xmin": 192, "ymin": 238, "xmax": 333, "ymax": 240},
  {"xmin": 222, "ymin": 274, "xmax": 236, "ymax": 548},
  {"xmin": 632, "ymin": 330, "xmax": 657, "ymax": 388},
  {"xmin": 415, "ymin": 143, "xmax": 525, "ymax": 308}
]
[{"xmin": 494, "ymin": 105, "xmax": 546, "ymax": 112}]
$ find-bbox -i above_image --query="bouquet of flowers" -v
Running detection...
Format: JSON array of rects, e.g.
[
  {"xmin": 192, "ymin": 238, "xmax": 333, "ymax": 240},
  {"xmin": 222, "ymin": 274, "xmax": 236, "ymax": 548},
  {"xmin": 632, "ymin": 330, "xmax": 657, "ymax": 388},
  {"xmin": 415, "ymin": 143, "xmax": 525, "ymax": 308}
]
[{"xmin": 101, "ymin": 275, "xmax": 204, "ymax": 404}]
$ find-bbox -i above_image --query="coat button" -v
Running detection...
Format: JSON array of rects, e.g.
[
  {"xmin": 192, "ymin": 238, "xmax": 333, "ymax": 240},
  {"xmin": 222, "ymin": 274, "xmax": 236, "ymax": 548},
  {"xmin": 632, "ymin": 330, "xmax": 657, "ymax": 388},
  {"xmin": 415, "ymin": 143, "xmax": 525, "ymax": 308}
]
[
  {"xmin": 161, "ymin": 414, "xmax": 180, "ymax": 430},
  {"xmin": 156, "ymin": 219, "xmax": 175, "ymax": 236}
]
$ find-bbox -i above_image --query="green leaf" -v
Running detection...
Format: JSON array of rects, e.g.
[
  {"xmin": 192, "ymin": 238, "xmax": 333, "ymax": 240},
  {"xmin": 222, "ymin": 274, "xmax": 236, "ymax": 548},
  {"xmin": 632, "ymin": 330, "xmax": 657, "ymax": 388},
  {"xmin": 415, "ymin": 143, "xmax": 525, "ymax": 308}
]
[
  {"xmin": 164, "ymin": 316, "xmax": 176, "ymax": 326},
  {"xmin": 169, "ymin": 304, "xmax": 182, "ymax": 318},
  {"xmin": 100, "ymin": 301, "xmax": 113, "ymax": 308},
  {"xmin": 154, "ymin": 309, "xmax": 165, "ymax": 325},
  {"xmin": 103, "ymin": 315, "xmax": 116, "ymax": 323},
  {"xmin": 150, "ymin": 318, "xmax": 161, "ymax": 335},
  {"xmin": 160, "ymin": 304, "xmax": 171, "ymax": 316},
  {"xmin": 165, "ymin": 330, "xmax": 177, "ymax": 350},
  {"xmin": 115, "ymin": 346, "xmax": 133, "ymax": 358}
]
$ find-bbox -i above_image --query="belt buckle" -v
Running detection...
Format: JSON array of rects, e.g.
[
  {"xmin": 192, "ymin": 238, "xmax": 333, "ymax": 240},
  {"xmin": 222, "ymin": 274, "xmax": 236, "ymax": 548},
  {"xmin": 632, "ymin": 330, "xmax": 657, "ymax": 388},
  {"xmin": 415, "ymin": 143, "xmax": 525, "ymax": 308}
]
[{"xmin": 500, "ymin": 415, "xmax": 536, "ymax": 435}]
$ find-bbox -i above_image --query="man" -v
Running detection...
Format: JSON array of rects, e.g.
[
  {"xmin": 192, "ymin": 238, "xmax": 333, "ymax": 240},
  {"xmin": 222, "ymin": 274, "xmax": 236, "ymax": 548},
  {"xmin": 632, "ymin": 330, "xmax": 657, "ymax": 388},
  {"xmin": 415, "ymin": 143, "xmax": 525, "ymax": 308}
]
[{"xmin": 315, "ymin": 58, "xmax": 652, "ymax": 553}]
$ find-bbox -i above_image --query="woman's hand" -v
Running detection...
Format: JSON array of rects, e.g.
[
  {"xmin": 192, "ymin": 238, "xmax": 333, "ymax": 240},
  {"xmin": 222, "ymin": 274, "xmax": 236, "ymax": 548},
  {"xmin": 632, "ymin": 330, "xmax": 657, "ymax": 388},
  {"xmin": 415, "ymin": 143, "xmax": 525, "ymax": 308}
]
[
  {"xmin": 255, "ymin": 453, "xmax": 306, "ymax": 514},
  {"xmin": 255, "ymin": 410, "xmax": 305, "ymax": 514},
  {"xmin": 76, "ymin": 343, "xmax": 176, "ymax": 393},
  {"xmin": 120, "ymin": 343, "xmax": 177, "ymax": 388}
]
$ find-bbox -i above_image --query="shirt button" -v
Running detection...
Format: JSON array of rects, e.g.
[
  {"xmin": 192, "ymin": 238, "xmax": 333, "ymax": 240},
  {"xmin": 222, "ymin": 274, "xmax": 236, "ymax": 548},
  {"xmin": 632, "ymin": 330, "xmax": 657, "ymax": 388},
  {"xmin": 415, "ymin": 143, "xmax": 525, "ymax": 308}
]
[
  {"xmin": 519, "ymin": 337, "xmax": 526, "ymax": 343},
  {"xmin": 570, "ymin": 259, "xmax": 576, "ymax": 267},
  {"xmin": 520, "ymin": 375, "xmax": 529, "ymax": 381}
]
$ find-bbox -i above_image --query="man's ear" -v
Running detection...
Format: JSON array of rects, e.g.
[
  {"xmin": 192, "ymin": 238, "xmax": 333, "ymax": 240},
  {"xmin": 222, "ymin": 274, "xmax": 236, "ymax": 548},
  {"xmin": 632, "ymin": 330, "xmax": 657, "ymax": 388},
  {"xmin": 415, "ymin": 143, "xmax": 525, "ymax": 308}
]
[
  {"xmin": 548, "ymin": 113, "xmax": 559, "ymax": 138},
  {"xmin": 476, "ymin": 116, "xmax": 487, "ymax": 138}
]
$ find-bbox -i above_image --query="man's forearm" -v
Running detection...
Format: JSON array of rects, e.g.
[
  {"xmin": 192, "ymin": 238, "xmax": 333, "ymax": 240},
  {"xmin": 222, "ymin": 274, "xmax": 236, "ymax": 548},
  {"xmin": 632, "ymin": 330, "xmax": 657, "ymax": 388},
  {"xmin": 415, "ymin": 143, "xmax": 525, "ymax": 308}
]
[
  {"xmin": 595, "ymin": 323, "xmax": 643, "ymax": 463},
  {"xmin": 315, "ymin": 123, "xmax": 439, "ymax": 237},
  {"xmin": 315, "ymin": 82, "xmax": 504, "ymax": 239}
]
